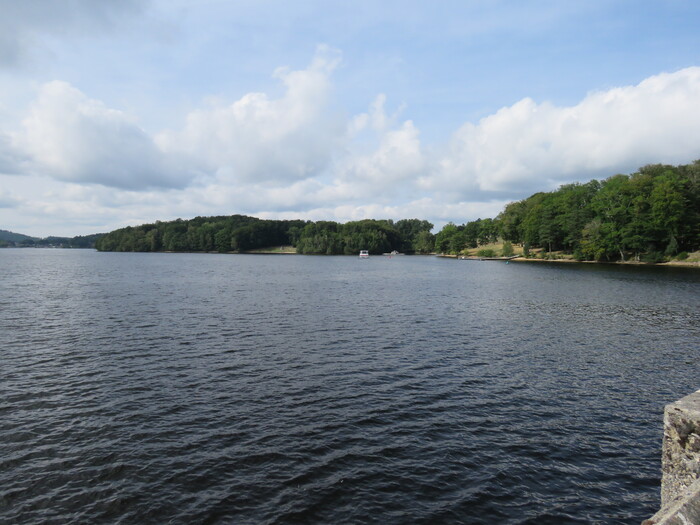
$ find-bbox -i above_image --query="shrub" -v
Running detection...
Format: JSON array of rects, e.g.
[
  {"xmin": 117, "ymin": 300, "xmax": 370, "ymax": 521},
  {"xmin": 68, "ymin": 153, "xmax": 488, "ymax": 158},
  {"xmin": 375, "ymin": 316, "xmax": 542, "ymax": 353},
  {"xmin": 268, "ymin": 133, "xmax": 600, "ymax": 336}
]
[
  {"xmin": 476, "ymin": 248, "xmax": 496, "ymax": 258},
  {"xmin": 665, "ymin": 237, "xmax": 679, "ymax": 256},
  {"xmin": 676, "ymin": 252, "xmax": 689, "ymax": 261},
  {"xmin": 501, "ymin": 241, "xmax": 514, "ymax": 257},
  {"xmin": 641, "ymin": 251, "xmax": 665, "ymax": 264}
]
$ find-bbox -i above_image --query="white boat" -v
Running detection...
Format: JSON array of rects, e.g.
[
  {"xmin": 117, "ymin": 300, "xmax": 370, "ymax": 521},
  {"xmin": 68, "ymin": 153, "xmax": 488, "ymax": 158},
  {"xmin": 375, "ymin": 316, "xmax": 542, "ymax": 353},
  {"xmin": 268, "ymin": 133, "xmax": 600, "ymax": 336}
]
[{"xmin": 359, "ymin": 250, "xmax": 369, "ymax": 258}]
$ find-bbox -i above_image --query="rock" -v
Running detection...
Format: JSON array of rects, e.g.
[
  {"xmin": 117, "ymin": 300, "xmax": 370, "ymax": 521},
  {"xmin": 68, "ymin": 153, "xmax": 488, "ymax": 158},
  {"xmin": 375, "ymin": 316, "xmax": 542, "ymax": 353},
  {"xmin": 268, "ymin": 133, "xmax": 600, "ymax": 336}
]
[{"xmin": 661, "ymin": 391, "xmax": 700, "ymax": 506}]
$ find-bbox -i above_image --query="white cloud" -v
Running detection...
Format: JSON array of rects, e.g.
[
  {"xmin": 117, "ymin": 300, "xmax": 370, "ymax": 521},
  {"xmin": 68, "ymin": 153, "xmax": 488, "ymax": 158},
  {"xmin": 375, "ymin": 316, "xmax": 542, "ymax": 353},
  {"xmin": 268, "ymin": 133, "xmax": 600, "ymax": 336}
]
[
  {"xmin": 15, "ymin": 81, "xmax": 189, "ymax": 190},
  {"xmin": 0, "ymin": 173, "xmax": 188, "ymax": 236},
  {"xmin": 157, "ymin": 45, "xmax": 344, "ymax": 185},
  {"xmin": 350, "ymin": 119, "xmax": 423, "ymax": 185},
  {"xmin": 434, "ymin": 67, "xmax": 700, "ymax": 197},
  {"xmin": 169, "ymin": 97, "xmax": 427, "ymax": 216},
  {"xmin": 4, "ymin": 59, "xmax": 700, "ymax": 237},
  {"xmin": 339, "ymin": 95, "xmax": 424, "ymax": 189}
]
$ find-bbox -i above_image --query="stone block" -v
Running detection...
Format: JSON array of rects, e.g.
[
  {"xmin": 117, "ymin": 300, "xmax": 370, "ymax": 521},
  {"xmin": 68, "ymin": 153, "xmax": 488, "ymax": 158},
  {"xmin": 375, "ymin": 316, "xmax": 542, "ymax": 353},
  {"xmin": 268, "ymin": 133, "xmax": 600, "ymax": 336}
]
[{"xmin": 661, "ymin": 390, "xmax": 700, "ymax": 506}]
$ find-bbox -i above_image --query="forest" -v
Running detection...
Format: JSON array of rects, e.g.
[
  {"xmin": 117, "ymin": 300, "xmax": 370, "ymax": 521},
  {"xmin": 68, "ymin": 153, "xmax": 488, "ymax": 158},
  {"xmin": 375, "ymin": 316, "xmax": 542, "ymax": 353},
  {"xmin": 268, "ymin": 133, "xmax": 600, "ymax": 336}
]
[
  {"xmin": 94, "ymin": 161, "xmax": 699, "ymax": 262},
  {"xmin": 94, "ymin": 215, "xmax": 436, "ymax": 255},
  {"xmin": 435, "ymin": 161, "xmax": 700, "ymax": 262}
]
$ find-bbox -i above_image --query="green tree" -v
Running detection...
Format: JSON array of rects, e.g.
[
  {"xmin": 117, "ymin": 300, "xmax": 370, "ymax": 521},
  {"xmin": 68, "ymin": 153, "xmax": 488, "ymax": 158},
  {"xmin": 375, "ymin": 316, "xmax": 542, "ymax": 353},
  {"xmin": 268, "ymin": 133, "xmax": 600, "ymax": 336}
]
[
  {"xmin": 395, "ymin": 219, "xmax": 433, "ymax": 253},
  {"xmin": 463, "ymin": 220, "xmax": 480, "ymax": 249},
  {"xmin": 477, "ymin": 218, "xmax": 498, "ymax": 245},
  {"xmin": 434, "ymin": 223, "xmax": 459, "ymax": 253},
  {"xmin": 650, "ymin": 172, "xmax": 685, "ymax": 255},
  {"xmin": 497, "ymin": 200, "xmax": 527, "ymax": 244},
  {"xmin": 501, "ymin": 241, "xmax": 514, "ymax": 257},
  {"xmin": 413, "ymin": 230, "xmax": 435, "ymax": 254}
]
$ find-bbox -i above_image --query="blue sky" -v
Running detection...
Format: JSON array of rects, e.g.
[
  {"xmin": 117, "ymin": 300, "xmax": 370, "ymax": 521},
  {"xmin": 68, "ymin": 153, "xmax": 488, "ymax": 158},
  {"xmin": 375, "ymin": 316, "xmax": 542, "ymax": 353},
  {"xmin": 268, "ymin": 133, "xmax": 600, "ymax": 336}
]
[{"xmin": 1, "ymin": 0, "xmax": 699, "ymax": 236}]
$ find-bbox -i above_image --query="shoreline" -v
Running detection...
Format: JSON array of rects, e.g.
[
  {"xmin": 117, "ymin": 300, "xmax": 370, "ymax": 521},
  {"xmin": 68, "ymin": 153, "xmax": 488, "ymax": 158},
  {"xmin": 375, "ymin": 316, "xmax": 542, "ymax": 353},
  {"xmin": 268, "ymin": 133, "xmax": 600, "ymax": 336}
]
[
  {"xmin": 448, "ymin": 254, "xmax": 700, "ymax": 268},
  {"xmin": 95, "ymin": 249, "xmax": 700, "ymax": 267}
]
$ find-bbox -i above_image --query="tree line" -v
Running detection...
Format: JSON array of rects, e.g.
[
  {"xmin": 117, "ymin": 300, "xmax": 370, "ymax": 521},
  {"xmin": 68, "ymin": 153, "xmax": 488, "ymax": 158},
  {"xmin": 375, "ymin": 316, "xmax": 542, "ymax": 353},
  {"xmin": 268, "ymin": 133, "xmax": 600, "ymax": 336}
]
[
  {"xmin": 95, "ymin": 215, "xmax": 436, "ymax": 255},
  {"xmin": 435, "ymin": 161, "xmax": 700, "ymax": 261}
]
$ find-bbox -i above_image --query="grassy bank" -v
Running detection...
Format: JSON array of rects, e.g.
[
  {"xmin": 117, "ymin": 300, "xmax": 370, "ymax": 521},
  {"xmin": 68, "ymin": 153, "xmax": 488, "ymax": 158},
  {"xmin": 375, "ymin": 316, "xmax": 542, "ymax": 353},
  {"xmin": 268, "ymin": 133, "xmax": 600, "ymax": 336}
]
[{"xmin": 244, "ymin": 245, "xmax": 297, "ymax": 254}]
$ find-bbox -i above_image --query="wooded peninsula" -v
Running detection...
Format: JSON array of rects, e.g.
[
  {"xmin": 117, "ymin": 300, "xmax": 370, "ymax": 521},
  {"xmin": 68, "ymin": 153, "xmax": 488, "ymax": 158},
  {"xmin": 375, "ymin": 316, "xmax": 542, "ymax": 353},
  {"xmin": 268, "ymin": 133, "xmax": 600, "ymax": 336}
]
[{"xmin": 95, "ymin": 161, "xmax": 700, "ymax": 263}]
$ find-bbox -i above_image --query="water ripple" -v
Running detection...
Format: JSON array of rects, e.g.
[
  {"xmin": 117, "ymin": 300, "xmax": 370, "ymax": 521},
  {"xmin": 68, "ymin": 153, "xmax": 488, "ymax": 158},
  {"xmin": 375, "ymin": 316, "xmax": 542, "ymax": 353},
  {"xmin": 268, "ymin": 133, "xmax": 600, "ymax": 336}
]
[{"xmin": 1, "ymin": 251, "xmax": 699, "ymax": 523}]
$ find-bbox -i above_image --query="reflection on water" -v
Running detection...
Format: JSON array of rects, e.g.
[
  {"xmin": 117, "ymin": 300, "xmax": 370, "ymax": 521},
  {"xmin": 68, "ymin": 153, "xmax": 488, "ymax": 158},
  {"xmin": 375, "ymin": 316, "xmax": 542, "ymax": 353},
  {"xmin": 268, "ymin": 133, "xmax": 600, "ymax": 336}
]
[{"xmin": 1, "ymin": 250, "xmax": 699, "ymax": 523}]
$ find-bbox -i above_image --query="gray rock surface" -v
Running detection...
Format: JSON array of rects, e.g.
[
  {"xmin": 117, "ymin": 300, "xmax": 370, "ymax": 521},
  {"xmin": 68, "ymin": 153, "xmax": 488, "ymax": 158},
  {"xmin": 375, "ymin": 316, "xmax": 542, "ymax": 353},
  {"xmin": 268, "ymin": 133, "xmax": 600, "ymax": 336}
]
[
  {"xmin": 645, "ymin": 478, "xmax": 700, "ymax": 525},
  {"xmin": 646, "ymin": 390, "xmax": 700, "ymax": 524},
  {"xmin": 661, "ymin": 390, "xmax": 700, "ymax": 506}
]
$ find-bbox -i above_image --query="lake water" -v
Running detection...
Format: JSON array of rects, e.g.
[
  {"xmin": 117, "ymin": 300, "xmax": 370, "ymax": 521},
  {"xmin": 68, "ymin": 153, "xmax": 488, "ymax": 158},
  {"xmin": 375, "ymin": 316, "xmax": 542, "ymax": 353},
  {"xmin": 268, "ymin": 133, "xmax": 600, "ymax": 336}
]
[{"xmin": 2, "ymin": 249, "xmax": 699, "ymax": 524}]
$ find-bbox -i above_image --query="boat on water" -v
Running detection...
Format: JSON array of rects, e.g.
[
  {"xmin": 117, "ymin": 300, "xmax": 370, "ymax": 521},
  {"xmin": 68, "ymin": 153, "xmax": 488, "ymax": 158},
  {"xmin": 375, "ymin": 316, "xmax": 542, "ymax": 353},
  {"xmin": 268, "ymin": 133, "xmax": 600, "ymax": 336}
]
[{"xmin": 359, "ymin": 250, "xmax": 369, "ymax": 259}]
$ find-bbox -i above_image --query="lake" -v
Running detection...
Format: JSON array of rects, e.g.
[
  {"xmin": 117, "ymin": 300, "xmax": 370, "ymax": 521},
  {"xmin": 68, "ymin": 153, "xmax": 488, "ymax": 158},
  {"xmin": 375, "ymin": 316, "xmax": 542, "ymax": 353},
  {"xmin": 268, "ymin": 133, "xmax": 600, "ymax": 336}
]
[{"xmin": 1, "ymin": 249, "xmax": 699, "ymax": 524}]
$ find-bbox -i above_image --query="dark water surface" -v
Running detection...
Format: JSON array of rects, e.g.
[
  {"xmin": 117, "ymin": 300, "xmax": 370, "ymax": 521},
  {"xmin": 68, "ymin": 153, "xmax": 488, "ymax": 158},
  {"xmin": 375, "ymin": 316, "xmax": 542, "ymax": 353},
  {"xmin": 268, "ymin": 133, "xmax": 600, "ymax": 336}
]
[{"xmin": 2, "ymin": 250, "xmax": 699, "ymax": 524}]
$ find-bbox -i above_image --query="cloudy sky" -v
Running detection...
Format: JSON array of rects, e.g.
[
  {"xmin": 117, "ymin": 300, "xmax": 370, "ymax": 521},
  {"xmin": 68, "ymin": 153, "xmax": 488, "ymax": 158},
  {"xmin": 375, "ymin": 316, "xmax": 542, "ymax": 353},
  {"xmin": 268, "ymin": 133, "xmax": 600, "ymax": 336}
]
[{"xmin": 1, "ymin": 0, "xmax": 699, "ymax": 237}]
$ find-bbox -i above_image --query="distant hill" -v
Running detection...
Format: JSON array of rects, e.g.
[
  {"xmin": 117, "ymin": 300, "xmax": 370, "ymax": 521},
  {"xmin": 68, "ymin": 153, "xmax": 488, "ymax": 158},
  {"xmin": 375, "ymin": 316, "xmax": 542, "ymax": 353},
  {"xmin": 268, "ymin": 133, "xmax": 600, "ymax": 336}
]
[
  {"xmin": 0, "ymin": 230, "xmax": 105, "ymax": 248},
  {"xmin": 0, "ymin": 229, "xmax": 38, "ymax": 243}
]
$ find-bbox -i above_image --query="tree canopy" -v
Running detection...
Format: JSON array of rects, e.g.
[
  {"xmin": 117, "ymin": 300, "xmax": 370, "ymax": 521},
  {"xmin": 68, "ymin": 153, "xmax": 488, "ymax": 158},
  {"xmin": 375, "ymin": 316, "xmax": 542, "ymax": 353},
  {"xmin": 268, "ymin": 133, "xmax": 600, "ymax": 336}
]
[{"xmin": 95, "ymin": 215, "xmax": 435, "ymax": 255}]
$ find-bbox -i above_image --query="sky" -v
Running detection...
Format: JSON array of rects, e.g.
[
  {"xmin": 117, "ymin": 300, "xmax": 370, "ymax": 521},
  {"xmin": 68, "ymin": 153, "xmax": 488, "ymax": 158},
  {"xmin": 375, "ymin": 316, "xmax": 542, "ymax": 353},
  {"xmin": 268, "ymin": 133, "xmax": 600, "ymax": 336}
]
[{"xmin": 1, "ymin": 0, "xmax": 699, "ymax": 237}]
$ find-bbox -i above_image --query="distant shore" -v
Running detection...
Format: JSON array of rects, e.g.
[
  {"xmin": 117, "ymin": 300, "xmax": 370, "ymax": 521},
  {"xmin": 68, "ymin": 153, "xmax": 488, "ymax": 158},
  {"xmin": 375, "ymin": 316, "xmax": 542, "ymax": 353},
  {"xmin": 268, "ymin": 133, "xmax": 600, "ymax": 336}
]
[{"xmin": 95, "ymin": 246, "xmax": 700, "ymax": 267}]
